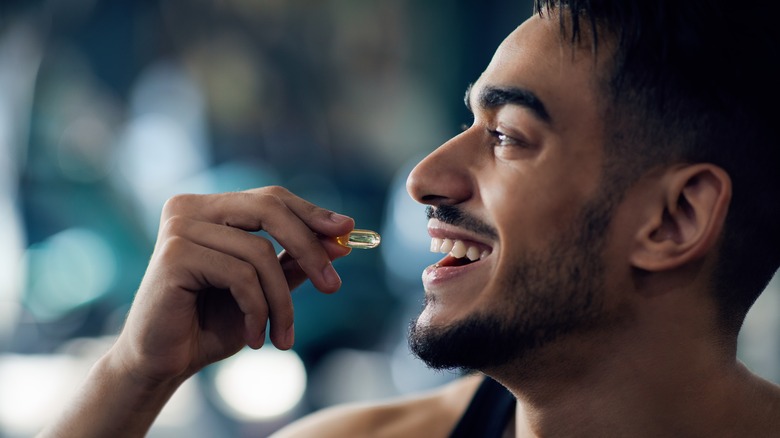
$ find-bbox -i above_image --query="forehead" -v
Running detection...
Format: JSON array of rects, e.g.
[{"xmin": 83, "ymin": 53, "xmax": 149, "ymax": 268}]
[{"xmin": 471, "ymin": 13, "xmax": 606, "ymax": 129}]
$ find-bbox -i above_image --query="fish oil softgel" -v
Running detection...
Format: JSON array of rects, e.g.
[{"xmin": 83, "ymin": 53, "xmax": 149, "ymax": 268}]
[{"xmin": 336, "ymin": 229, "xmax": 381, "ymax": 249}]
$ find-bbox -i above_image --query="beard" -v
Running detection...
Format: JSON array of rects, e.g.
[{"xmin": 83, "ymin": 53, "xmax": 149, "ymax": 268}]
[{"xmin": 409, "ymin": 192, "xmax": 616, "ymax": 372}]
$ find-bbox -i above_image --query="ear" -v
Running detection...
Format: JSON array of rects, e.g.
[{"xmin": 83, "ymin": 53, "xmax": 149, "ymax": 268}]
[{"xmin": 630, "ymin": 164, "xmax": 732, "ymax": 272}]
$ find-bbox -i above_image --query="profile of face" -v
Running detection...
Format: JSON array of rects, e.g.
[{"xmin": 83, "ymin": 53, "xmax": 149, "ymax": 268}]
[{"xmin": 406, "ymin": 13, "xmax": 623, "ymax": 372}]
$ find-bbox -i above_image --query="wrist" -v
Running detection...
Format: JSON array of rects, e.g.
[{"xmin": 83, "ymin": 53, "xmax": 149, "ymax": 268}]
[
  {"xmin": 100, "ymin": 344, "xmax": 188, "ymax": 399},
  {"xmin": 38, "ymin": 345, "xmax": 190, "ymax": 437}
]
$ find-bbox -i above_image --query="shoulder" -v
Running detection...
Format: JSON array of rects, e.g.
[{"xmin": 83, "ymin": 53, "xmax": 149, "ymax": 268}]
[
  {"xmin": 744, "ymin": 375, "xmax": 780, "ymax": 435},
  {"xmin": 710, "ymin": 366, "xmax": 780, "ymax": 436},
  {"xmin": 270, "ymin": 374, "xmax": 485, "ymax": 438}
]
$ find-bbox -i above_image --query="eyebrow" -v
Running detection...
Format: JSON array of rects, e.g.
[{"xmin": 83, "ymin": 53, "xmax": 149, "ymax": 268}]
[{"xmin": 464, "ymin": 83, "xmax": 552, "ymax": 125}]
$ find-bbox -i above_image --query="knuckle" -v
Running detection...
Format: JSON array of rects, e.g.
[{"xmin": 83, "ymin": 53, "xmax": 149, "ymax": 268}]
[
  {"xmin": 254, "ymin": 236, "xmax": 276, "ymax": 254},
  {"xmin": 265, "ymin": 185, "xmax": 290, "ymax": 197},
  {"xmin": 157, "ymin": 235, "xmax": 188, "ymax": 263},
  {"xmin": 257, "ymin": 192, "xmax": 283, "ymax": 208},
  {"xmin": 258, "ymin": 193, "xmax": 286, "ymax": 217},
  {"xmin": 162, "ymin": 215, "xmax": 189, "ymax": 237},
  {"xmin": 236, "ymin": 261, "xmax": 259, "ymax": 285},
  {"xmin": 162, "ymin": 194, "xmax": 198, "ymax": 217}
]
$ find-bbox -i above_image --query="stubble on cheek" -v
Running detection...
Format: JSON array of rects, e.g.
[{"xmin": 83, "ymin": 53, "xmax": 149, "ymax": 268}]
[{"xmin": 408, "ymin": 189, "xmax": 616, "ymax": 372}]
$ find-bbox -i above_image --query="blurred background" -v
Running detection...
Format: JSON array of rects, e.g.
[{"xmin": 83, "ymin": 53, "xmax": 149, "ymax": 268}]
[{"xmin": 0, "ymin": 0, "xmax": 777, "ymax": 436}]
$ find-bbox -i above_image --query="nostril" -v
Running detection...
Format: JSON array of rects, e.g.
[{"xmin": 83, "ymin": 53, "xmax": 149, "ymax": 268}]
[
  {"xmin": 406, "ymin": 135, "xmax": 474, "ymax": 206},
  {"xmin": 421, "ymin": 194, "xmax": 451, "ymax": 204}
]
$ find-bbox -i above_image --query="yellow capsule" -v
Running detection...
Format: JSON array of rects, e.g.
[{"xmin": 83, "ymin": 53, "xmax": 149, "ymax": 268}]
[{"xmin": 336, "ymin": 229, "xmax": 381, "ymax": 249}]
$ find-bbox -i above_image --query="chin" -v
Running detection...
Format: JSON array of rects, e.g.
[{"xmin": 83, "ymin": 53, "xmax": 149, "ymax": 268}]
[
  {"xmin": 408, "ymin": 306, "xmax": 520, "ymax": 372},
  {"xmin": 408, "ymin": 289, "xmax": 605, "ymax": 373}
]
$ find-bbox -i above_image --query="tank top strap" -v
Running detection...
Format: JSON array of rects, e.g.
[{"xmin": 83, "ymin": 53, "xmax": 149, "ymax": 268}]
[{"xmin": 449, "ymin": 376, "xmax": 516, "ymax": 437}]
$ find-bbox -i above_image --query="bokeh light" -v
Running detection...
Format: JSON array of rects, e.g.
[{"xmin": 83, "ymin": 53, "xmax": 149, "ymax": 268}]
[
  {"xmin": 0, "ymin": 354, "xmax": 86, "ymax": 436},
  {"xmin": 1, "ymin": 0, "xmax": 778, "ymax": 436},
  {"xmin": 23, "ymin": 227, "xmax": 117, "ymax": 322},
  {"xmin": 212, "ymin": 348, "xmax": 307, "ymax": 421}
]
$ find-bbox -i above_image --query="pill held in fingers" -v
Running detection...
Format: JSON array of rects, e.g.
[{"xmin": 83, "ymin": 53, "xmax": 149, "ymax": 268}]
[{"xmin": 336, "ymin": 229, "xmax": 381, "ymax": 249}]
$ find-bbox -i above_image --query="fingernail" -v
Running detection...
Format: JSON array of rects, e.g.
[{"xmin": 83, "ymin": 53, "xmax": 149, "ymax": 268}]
[
  {"xmin": 322, "ymin": 262, "xmax": 341, "ymax": 287},
  {"xmin": 245, "ymin": 315, "xmax": 264, "ymax": 348},
  {"xmin": 330, "ymin": 212, "xmax": 351, "ymax": 223},
  {"xmin": 255, "ymin": 330, "xmax": 266, "ymax": 349},
  {"xmin": 285, "ymin": 324, "xmax": 295, "ymax": 348}
]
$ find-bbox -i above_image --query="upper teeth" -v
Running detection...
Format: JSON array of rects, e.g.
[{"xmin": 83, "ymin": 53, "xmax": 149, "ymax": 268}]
[{"xmin": 430, "ymin": 238, "xmax": 490, "ymax": 261}]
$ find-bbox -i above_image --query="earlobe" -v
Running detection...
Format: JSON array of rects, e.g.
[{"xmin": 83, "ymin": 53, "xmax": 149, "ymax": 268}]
[{"xmin": 630, "ymin": 164, "xmax": 732, "ymax": 272}]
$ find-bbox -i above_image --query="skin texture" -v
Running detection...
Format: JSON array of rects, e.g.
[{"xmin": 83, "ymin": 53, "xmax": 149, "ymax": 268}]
[
  {"xmin": 402, "ymin": 14, "xmax": 780, "ymax": 437},
  {"xmin": 40, "ymin": 11, "xmax": 780, "ymax": 438},
  {"xmin": 39, "ymin": 187, "xmax": 354, "ymax": 437}
]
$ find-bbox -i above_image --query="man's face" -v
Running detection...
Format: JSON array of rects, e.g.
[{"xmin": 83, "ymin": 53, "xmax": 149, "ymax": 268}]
[{"xmin": 405, "ymin": 13, "xmax": 619, "ymax": 370}]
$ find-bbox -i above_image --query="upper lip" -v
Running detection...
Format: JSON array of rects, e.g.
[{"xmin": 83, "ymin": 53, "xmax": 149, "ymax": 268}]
[{"xmin": 427, "ymin": 218, "xmax": 495, "ymax": 251}]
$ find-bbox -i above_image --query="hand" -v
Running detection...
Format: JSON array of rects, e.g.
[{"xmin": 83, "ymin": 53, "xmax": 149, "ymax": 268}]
[{"xmin": 110, "ymin": 186, "xmax": 354, "ymax": 387}]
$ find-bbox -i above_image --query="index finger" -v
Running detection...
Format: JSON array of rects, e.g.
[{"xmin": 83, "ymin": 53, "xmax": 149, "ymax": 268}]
[
  {"xmin": 247, "ymin": 188, "xmax": 355, "ymax": 293},
  {"xmin": 163, "ymin": 187, "xmax": 355, "ymax": 293}
]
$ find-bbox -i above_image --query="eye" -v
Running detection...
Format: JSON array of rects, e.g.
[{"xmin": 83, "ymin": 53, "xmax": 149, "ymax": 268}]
[{"xmin": 488, "ymin": 129, "xmax": 524, "ymax": 148}]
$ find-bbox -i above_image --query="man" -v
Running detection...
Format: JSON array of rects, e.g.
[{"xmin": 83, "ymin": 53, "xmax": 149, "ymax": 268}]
[{"xmin": 42, "ymin": 0, "xmax": 780, "ymax": 436}]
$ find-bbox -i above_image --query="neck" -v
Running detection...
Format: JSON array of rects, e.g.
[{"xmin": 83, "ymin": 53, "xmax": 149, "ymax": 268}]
[{"xmin": 485, "ymin": 309, "xmax": 749, "ymax": 437}]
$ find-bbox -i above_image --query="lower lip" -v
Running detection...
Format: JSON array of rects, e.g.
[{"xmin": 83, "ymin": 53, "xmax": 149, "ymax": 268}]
[{"xmin": 422, "ymin": 260, "xmax": 483, "ymax": 288}]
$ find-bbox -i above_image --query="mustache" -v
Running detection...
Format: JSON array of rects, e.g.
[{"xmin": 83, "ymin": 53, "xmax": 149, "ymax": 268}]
[{"xmin": 426, "ymin": 205, "xmax": 498, "ymax": 240}]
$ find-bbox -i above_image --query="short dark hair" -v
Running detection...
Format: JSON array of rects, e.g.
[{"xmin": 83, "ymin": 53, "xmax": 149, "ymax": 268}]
[{"xmin": 534, "ymin": 0, "xmax": 780, "ymax": 332}]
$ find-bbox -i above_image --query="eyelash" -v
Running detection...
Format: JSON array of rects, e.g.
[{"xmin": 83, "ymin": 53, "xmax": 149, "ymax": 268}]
[
  {"xmin": 460, "ymin": 123, "xmax": 528, "ymax": 149},
  {"xmin": 487, "ymin": 129, "xmax": 522, "ymax": 148}
]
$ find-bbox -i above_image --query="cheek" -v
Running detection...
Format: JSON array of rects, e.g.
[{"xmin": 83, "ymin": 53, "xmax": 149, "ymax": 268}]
[{"xmin": 481, "ymin": 173, "xmax": 585, "ymax": 252}]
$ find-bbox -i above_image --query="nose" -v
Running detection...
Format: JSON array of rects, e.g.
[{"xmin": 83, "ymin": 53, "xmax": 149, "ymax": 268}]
[{"xmin": 406, "ymin": 130, "xmax": 475, "ymax": 207}]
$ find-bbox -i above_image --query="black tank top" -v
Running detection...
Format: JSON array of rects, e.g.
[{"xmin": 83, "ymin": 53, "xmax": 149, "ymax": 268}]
[{"xmin": 449, "ymin": 376, "xmax": 516, "ymax": 437}]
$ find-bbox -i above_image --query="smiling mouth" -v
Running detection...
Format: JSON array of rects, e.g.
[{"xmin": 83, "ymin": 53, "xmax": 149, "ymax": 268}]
[{"xmin": 430, "ymin": 238, "xmax": 491, "ymax": 267}]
